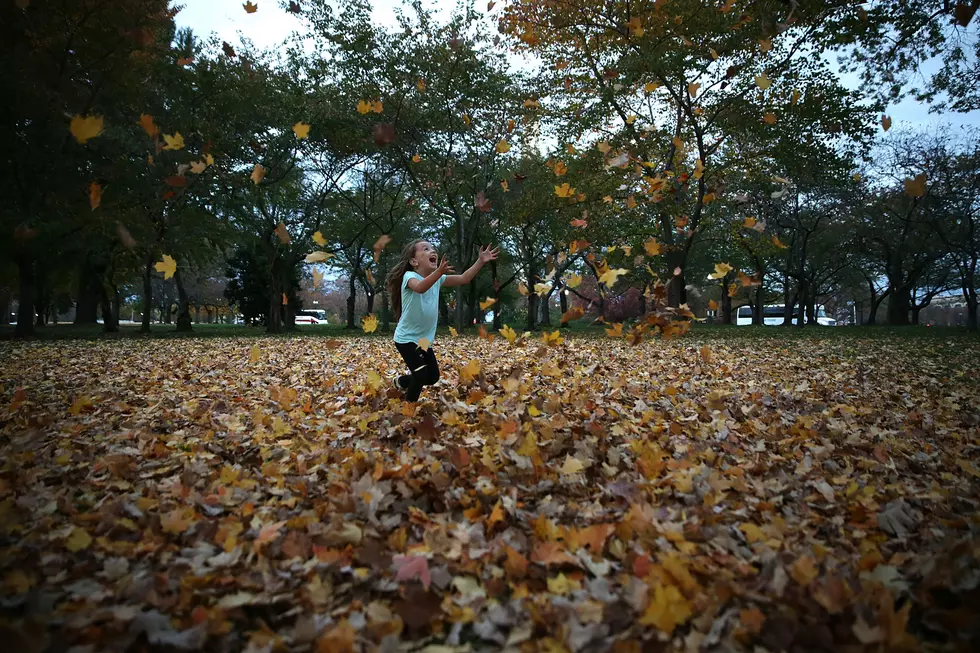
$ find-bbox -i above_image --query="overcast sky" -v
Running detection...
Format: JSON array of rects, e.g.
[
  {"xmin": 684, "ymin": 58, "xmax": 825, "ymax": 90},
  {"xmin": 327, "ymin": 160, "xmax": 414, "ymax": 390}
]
[{"xmin": 174, "ymin": 0, "xmax": 978, "ymax": 133}]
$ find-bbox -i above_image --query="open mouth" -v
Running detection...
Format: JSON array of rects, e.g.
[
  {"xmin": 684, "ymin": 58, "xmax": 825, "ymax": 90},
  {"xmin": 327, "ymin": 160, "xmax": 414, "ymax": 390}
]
[{"xmin": 429, "ymin": 254, "xmax": 437, "ymax": 265}]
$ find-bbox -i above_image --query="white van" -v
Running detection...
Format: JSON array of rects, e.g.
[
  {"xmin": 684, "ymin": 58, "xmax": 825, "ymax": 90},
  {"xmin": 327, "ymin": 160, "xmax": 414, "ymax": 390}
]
[
  {"xmin": 295, "ymin": 309, "xmax": 328, "ymax": 325},
  {"xmin": 736, "ymin": 305, "xmax": 837, "ymax": 326}
]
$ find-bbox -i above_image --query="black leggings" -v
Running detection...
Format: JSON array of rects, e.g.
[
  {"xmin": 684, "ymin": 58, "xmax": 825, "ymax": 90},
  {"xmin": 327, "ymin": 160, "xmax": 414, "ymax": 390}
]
[{"xmin": 395, "ymin": 341, "xmax": 440, "ymax": 402}]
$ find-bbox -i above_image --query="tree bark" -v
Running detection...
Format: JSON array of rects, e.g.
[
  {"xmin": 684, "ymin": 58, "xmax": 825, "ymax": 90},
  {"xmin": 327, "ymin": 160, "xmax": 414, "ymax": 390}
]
[
  {"xmin": 539, "ymin": 290, "xmax": 553, "ymax": 327},
  {"xmin": 174, "ymin": 267, "xmax": 192, "ymax": 332},
  {"xmin": 887, "ymin": 280, "xmax": 912, "ymax": 326},
  {"xmin": 14, "ymin": 253, "xmax": 35, "ymax": 338},
  {"xmin": 753, "ymin": 285, "xmax": 763, "ymax": 325},
  {"xmin": 100, "ymin": 281, "xmax": 119, "ymax": 333},
  {"xmin": 558, "ymin": 284, "xmax": 569, "ymax": 327},
  {"xmin": 75, "ymin": 260, "xmax": 100, "ymax": 324},
  {"xmin": 0, "ymin": 286, "xmax": 10, "ymax": 325},
  {"xmin": 795, "ymin": 281, "xmax": 807, "ymax": 329},
  {"xmin": 720, "ymin": 277, "xmax": 733, "ymax": 325},
  {"xmin": 267, "ymin": 256, "xmax": 283, "ymax": 334},
  {"xmin": 666, "ymin": 252, "xmax": 686, "ymax": 307},
  {"xmin": 141, "ymin": 252, "xmax": 154, "ymax": 333},
  {"xmin": 345, "ymin": 271, "xmax": 357, "ymax": 329}
]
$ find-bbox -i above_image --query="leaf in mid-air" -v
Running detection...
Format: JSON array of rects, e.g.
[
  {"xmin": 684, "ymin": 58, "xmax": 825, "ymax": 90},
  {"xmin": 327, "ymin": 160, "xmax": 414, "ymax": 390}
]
[
  {"xmin": 138, "ymin": 114, "xmax": 159, "ymax": 138},
  {"xmin": 598, "ymin": 268, "xmax": 628, "ymax": 287},
  {"xmin": 554, "ymin": 183, "xmax": 576, "ymax": 198},
  {"xmin": 162, "ymin": 132, "xmax": 185, "ymax": 151},
  {"xmin": 250, "ymin": 164, "xmax": 266, "ymax": 185},
  {"xmin": 292, "ymin": 122, "xmax": 310, "ymax": 139},
  {"xmin": 495, "ymin": 139, "xmax": 510, "ymax": 153},
  {"xmin": 70, "ymin": 115, "xmax": 103, "ymax": 144},
  {"xmin": 312, "ymin": 231, "xmax": 327, "ymax": 246},
  {"xmin": 155, "ymin": 255, "xmax": 177, "ymax": 280},
  {"xmin": 274, "ymin": 222, "xmax": 290, "ymax": 244},
  {"xmin": 89, "ymin": 182, "xmax": 102, "ymax": 210},
  {"xmin": 710, "ymin": 262, "xmax": 734, "ymax": 279},
  {"xmin": 479, "ymin": 297, "xmax": 497, "ymax": 311},
  {"xmin": 305, "ymin": 251, "xmax": 334, "ymax": 263},
  {"xmin": 361, "ymin": 314, "xmax": 378, "ymax": 333},
  {"xmin": 243, "ymin": 1, "xmax": 258, "ymax": 14},
  {"xmin": 904, "ymin": 173, "xmax": 926, "ymax": 197}
]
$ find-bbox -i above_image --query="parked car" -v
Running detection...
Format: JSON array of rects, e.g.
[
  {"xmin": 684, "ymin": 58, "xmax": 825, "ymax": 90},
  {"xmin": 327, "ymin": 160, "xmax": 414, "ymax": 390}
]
[{"xmin": 735, "ymin": 305, "xmax": 837, "ymax": 326}]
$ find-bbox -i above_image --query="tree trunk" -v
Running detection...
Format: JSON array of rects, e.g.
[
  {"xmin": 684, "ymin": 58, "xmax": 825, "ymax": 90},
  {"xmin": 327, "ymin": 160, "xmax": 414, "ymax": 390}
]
[
  {"xmin": 753, "ymin": 285, "xmax": 763, "ymax": 325},
  {"xmin": 439, "ymin": 293, "xmax": 449, "ymax": 327},
  {"xmin": 558, "ymin": 284, "xmax": 569, "ymax": 327},
  {"xmin": 100, "ymin": 281, "xmax": 119, "ymax": 333},
  {"xmin": 539, "ymin": 291, "xmax": 553, "ymax": 327},
  {"xmin": 267, "ymin": 257, "xmax": 283, "ymax": 334},
  {"xmin": 887, "ymin": 280, "xmax": 911, "ymax": 326},
  {"xmin": 525, "ymin": 292, "xmax": 537, "ymax": 332},
  {"xmin": 365, "ymin": 289, "xmax": 375, "ymax": 315},
  {"xmin": 345, "ymin": 272, "xmax": 357, "ymax": 329},
  {"xmin": 34, "ymin": 271, "xmax": 46, "ymax": 327},
  {"xmin": 795, "ymin": 281, "xmax": 806, "ymax": 329},
  {"xmin": 911, "ymin": 306, "xmax": 921, "ymax": 325},
  {"xmin": 806, "ymin": 299, "xmax": 816, "ymax": 325},
  {"xmin": 666, "ymin": 252, "xmax": 686, "ymax": 307},
  {"xmin": 966, "ymin": 290, "xmax": 978, "ymax": 331},
  {"xmin": 0, "ymin": 287, "xmax": 10, "ymax": 325},
  {"xmin": 75, "ymin": 261, "xmax": 100, "ymax": 324},
  {"xmin": 141, "ymin": 252, "xmax": 154, "ymax": 333},
  {"xmin": 720, "ymin": 278, "xmax": 733, "ymax": 325},
  {"xmin": 381, "ymin": 289, "xmax": 391, "ymax": 330},
  {"xmin": 174, "ymin": 267, "xmax": 192, "ymax": 332},
  {"xmin": 14, "ymin": 253, "xmax": 35, "ymax": 338},
  {"xmin": 782, "ymin": 274, "xmax": 793, "ymax": 326}
]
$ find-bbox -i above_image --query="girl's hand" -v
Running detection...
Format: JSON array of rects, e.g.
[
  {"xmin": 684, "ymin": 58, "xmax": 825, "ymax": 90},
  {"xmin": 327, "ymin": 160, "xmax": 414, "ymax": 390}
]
[
  {"xmin": 437, "ymin": 255, "xmax": 455, "ymax": 277},
  {"xmin": 478, "ymin": 245, "xmax": 500, "ymax": 263}
]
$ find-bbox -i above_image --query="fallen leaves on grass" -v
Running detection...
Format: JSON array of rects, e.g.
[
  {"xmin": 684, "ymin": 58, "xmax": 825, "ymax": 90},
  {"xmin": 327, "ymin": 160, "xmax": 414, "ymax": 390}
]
[{"xmin": 1, "ymin": 334, "xmax": 979, "ymax": 651}]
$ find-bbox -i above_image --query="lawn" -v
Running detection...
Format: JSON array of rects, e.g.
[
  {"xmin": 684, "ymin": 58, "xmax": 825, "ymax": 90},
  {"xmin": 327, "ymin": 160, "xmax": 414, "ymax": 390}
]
[{"xmin": 1, "ymin": 330, "xmax": 978, "ymax": 651}]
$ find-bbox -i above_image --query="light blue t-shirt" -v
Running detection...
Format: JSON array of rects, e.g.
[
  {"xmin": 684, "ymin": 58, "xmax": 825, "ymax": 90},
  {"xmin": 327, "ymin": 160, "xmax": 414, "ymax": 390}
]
[{"xmin": 393, "ymin": 271, "xmax": 444, "ymax": 345}]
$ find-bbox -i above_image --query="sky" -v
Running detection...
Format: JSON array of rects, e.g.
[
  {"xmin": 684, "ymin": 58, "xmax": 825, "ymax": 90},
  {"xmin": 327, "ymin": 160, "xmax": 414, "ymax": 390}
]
[{"xmin": 174, "ymin": 0, "xmax": 978, "ymax": 132}]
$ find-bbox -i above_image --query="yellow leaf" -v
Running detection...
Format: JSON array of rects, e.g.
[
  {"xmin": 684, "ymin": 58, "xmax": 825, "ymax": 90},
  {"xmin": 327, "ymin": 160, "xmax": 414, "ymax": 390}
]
[
  {"xmin": 566, "ymin": 273, "xmax": 582, "ymax": 288},
  {"xmin": 500, "ymin": 179, "xmax": 509, "ymax": 192},
  {"xmin": 250, "ymin": 164, "xmax": 266, "ymax": 185},
  {"xmin": 417, "ymin": 79, "xmax": 426, "ymax": 93},
  {"xmin": 523, "ymin": 98, "xmax": 540, "ymax": 108},
  {"xmin": 305, "ymin": 251, "xmax": 334, "ymax": 263},
  {"xmin": 249, "ymin": 344, "xmax": 261, "ymax": 363},
  {"xmin": 361, "ymin": 314, "xmax": 378, "ymax": 333},
  {"xmin": 904, "ymin": 173, "xmax": 927, "ymax": 197},
  {"xmin": 687, "ymin": 82, "xmax": 701, "ymax": 97},
  {"xmin": 293, "ymin": 122, "xmax": 310, "ymax": 139},
  {"xmin": 495, "ymin": 139, "xmax": 511, "ymax": 153},
  {"xmin": 69, "ymin": 395, "xmax": 92, "ymax": 416},
  {"xmin": 462, "ymin": 113, "xmax": 471, "ymax": 125},
  {"xmin": 459, "ymin": 359, "xmax": 481, "ymax": 383},
  {"xmin": 412, "ymin": 154, "xmax": 421, "ymax": 163},
  {"xmin": 243, "ymin": 1, "xmax": 257, "ymax": 13},
  {"xmin": 693, "ymin": 159, "xmax": 704, "ymax": 180},
  {"xmin": 89, "ymin": 181, "xmax": 102, "ymax": 210},
  {"xmin": 162, "ymin": 132, "xmax": 185, "ymax": 150},
  {"xmin": 554, "ymin": 183, "xmax": 576, "ymax": 198},
  {"xmin": 739, "ymin": 523, "xmax": 766, "ymax": 543},
  {"xmin": 517, "ymin": 282, "xmax": 529, "ymax": 296},
  {"xmin": 755, "ymin": 73, "xmax": 771, "ymax": 90},
  {"xmin": 313, "ymin": 231, "xmax": 327, "ymax": 246},
  {"xmin": 708, "ymin": 299, "xmax": 719, "ymax": 311},
  {"xmin": 553, "ymin": 161, "xmax": 568, "ymax": 176},
  {"xmin": 709, "ymin": 48, "xmax": 719, "ymax": 60},
  {"xmin": 626, "ymin": 16, "xmax": 645, "ymax": 36},
  {"xmin": 639, "ymin": 583, "xmax": 692, "ymax": 634},
  {"xmin": 598, "ymin": 268, "xmax": 628, "ymax": 287},
  {"xmin": 643, "ymin": 81, "xmax": 660, "ymax": 93},
  {"xmin": 70, "ymin": 115, "xmax": 104, "ymax": 144},
  {"xmin": 644, "ymin": 236, "xmax": 663, "ymax": 256},
  {"xmin": 534, "ymin": 282, "xmax": 553, "ymax": 296},
  {"xmin": 189, "ymin": 160, "xmax": 207, "ymax": 174},
  {"xmin": 791, "ymin": 89, "xmax": 801, "ymax": 105},
  {"xmin": 65, "ymin": 527, "xmax": 92, "ymax": 552},
  {"xmin": 596, "ymin": 141, "xmax": 612, "ymax": 154},
  {"xmin": 370, "ymin": 100, "xmax": 383, "ymax": 113},
  {"xmin": 274, "ymin": 222, "xmax": 290, "ymax": 244},
  {"xmin": 204, "ymin": 153, "xmax": 214, "ymax": 166},
  {"xmin": 417, "ymin": 337, "xmax": 430, "ymax": 351},
  {"xmin": 772, "ymin": 235, "xmax": 789, "ymax": 249},
  {"xmin": 479, "ymin": 297, "xmax": 497, "ymax": 311},
  {"xmin": 743, "ymin": 216, "xmax": 758, "ymax": 229},
  {"xmin": 138, "ymin": 114, "xmax": 159, "ymax": 138},
  {"xmin": 709, "ymin": 262, "xmax": 733, "ymax": 279},
  {"xmin": 499, "ymin": 324, "xmax": 517, "ymax": 344},
  {"xmin": 155, "ymin": 254, "xmax": 177, "ymax": 280},
  {"xmin": 448, "ymin": 326, "xmax": 458, "ymax": 337},
  {"xmin": 790, "ymin": 555, "xmax": 819, "ymax": 585},
  {"xmin": 605, "ymin": 323, "xmax": 624, "ymax": 338},
  {"xmin": 356, "ymin": 100, "xmax": 372, "ymax": 114},
  {"xmin": 559, "ymin": 455, "xmax": 585, "ymax": 475}
]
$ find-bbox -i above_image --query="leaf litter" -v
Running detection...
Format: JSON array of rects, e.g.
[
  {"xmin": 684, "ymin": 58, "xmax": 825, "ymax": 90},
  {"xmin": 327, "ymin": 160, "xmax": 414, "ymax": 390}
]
[{"xmin": 1, "ymin": 334, "xmax": 979, "ymax": 651}]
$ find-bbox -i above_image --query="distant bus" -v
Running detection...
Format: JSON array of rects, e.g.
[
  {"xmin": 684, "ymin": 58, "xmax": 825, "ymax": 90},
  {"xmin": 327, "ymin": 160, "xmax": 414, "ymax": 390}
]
[
  {"xmin": 295, "ymin": 309, "xmax": 328, "ymax": 325},
  {"xmin": 736, "ymin": 305, "xmax": 836, "ymax": 326}
]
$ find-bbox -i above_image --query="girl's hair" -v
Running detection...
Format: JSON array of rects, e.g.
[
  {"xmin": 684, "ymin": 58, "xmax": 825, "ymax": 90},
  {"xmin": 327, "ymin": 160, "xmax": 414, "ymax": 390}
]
[{"xmin": 386, "ymin": 239, "xmax": 423, "ymax": 318}]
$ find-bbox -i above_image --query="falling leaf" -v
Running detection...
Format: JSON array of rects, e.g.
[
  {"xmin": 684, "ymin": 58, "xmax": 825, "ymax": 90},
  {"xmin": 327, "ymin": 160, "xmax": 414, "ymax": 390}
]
[
  {"xmin": 475, "ymin": 191, "xmax": 492, "ymax": 213},
  {"xmin": 116, "ymin": 222, "xmax": 137, "ymax": 249},
  {"xmin": 759, "ymin": 38, "xmax": 772, "ymax": 53},
  {"xmin": 313, "ymin": 231, "xmax": 327, "ymax": 246},
  {"xmin": 155, "ymin": 255, "xmax": 176, "ymax": 280},
  {"xmin": 791, "ymin": 88, "xmax": 801, "ymax": 105},
  {"xmin": 499, "ymin": 324, "xmax": 517, "ymax": 344},
  {"xmin": 448, "ymin": 326, "xmax": 458, "ymax": 336},
  {"xmin": 417, "ymin": 337, "xmax": 430, "ymax": 351},
  {"xmin": 523, "ymin": 98, "xmax": 540, "ymax": 108},
  {"xmin": 249, "ymin": 344, "xmax": 261, "ymax": 363},
  {"xmin": 70, "ymin": 115, "xmax": 104, "ymax": 144},
  {"xmin": 904, "ymin": 173, "xmax": 927, "ymax": 197},
  {"xmin": 881, "ymin": 115, "xmax": 892, "ymax": 131},
  {"xmin": 565, "ymin": 273, "xmax": 582, "ymax": 289},
  {"xmin": 755, "ymin": 73, "xmax": 771, "ymax": 89},
  {"xmin": 709, "ymin": 48, "xmax": 719, "ymax": 60},
  {"xmin": 372, "ymin": 123, "xmax": 396, "ymax": 146},
  {"xmin": 373, "ymin": 234, "xmax": 392, "ymax": 262},
  {"xmin": 293, "ymin": 122, "xmax": 310, "ymax": 139},
  {"xmin": 553, "ymin": 161, "xmax": 568, "ymax": 176},
  {"xmin": 554, "ymin": 183, "xmax": 576, "ymax": 198},
  {"xmin": 274, "ymin": 222, "xmax": 290, "ymax": 244},
  {"xmin": 495, "ymin": 139, "xmax": 511, "ymax": 153},
  {"xmin": 176, "ymin": 56, "xmax": 194, "ymax": 66},
  {"xmin": 687, "ymin": 82, "xmax": 701, "ymax": 97},
  {"xmin": 605, "ymin": 323, "xmax": 624, "ymax": 337},
  {"xmin": 743, "ymin": 216, "xmax": 758, "ymax": 229},
  {"xmin": 412, "ymin": 154, "xmax": 421, "ymax": 163},
  {"xmin": 361, "ymin": 314, "xmax": 378, "ymax": 333},
  {"xmin": 89, "ymin": 181, "xmax": 102, "ymax": 210},
  {"xmin": 243, "ymin": 1, "xmax": 257, "ymax": 13},
  {"xmin": 560, "ymin": 306, "xmax": 584, "ymax": 324},
  {"xmin": 138, "ymin": 114, "xmax": 159, "ymax": 138},
  {"xmin": 162, "ymin": 132, "xmax": 185, "ymax": 151},
  {"xmin": 189, "ymin": 160, "xmax": 207, "ymax": 174},
  {"xmin": 570, "ymin": 218, "xmax": 587, "ymax": 228},
  {"xmin": 479, "ymin": 297, "xmax": 497, "ymax": 311},
  {"xmin": 305, "ymin": 251, "xmax": 334, "ymax": 263},
  {"xmin": 763, "ymin": 112, "xmax": 777, "ymax": 124},
  {"xmin": 459, "ymin": 359, "xmax": 481, "ymax": 383},
  {"xmin": 250, "ymin": 164, "xmax": 266, "ymax": 185},
  {"xmin": 709, "ymin": 262, "xmax": 733, "ymax": 279},
  {"xmin": 772, "ymin": 235, "xmax": 789, "ymax": 249}
]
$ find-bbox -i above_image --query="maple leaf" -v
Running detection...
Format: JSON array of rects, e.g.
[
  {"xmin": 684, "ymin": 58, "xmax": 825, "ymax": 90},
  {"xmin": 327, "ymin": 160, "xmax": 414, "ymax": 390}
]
[
  {"xmin": 475, "ymin": 191, "xmax": 492, "ymax": 213},
  {"xmin": 500, "ymin": 178, "xmax": 509, "ymax": 192},
  {"xmin": 255, "ymin": 521, "xmax": 286, "ymax": 549},
  {"xmin": 293, "ymin": 122, "xmax": 310, "ymax": 139},
  {"xmin": 499, "ymin": 324, "xmax": 517, "ymax": 344},
  {"xmin": 274, "ymin": 222, "xmax": 290, "ymax": 244},
  {"xmin": 790, "ymin": 555, "xmax": 819, "ymax": 585},
  {"xmin": 553, "ymin": 161, "xmax": 568, "ymax": 176},
  {"xmin": 569, "ymin": 218, "xmax": 587, "ymax": 228},
  {"xmin": 605, "ymin": 323, "xmax": 624, "ymax": 337},
  {"xmin": 598, "ymin": 268, "xmax": 628, "ymax": 287},
  {"xmin": 393, "ymin": 555, "xmax": 431, "ymax": 589},
  {"xmin": 561, "ymin": 306, "xmax": 584, "ymax": 324},
  {"xmin": 250, "ymin": 164, "xmax": 266, "ymax": 185},
  {"xmin": 559, "ymin": 455, "xmax": 585, "ymax": 475},
  {"xmin": 313, "ymin": 231, "xmax": 327, "ymax": 246},
  {"xmin": 222, "ymin": 41, "xmax": 236, "ymax": 57},
  {"xmin": 763, "ymin": 112, "xmax": 777, "ymax": 124},
  {"xmin": 65, "ymin": 527, "xmax": 92, "ymax": 552},
  {"xmin": 640, "ymin": 582, "xmax": 692, "ymax": 634},
  {"xmin": 89, "ymin": 181, "xmax": 102, "ymax": 210},
  {"xmin": 644, "ymin": 238, "xmax": 662, "ymax": 256},
  {"xmin": 70, "ymin": 115, "xmax": 103, "ymax": 144},
  {"xmin": 361, "ymin": 314, "xmax": 378, "ymax": 333},
  {"xmin": 288, "ymin": 1, "xmax": 300, "ymax": 13},
  {"xmin": 305, "ymin": 251, "xmax": 334, "ymax": 263},
  {"xmin": 687, "ymin": 82, "xmax": 700, "ymax": 97},
  {"xmin": 138, "ymin": 114, "xmax": 159, "ymax": 138},
  {"xmin": 495, "ymin": 139, "xmax": 511, "ymax": 153},
  {"xmin": 243, "ymin": 1, "xmax": 257, "ymax": 13},
  {"xmin": 709, "ymin": 262, "xmax": 733, "ymax": 279},
  {"xmin": 479, "ymin": 297, "xmax": 497, "ymax": 311},
  {"xmin": 904, "ymin": 173, "xmax": 927, "ymax": 197},
  {"xmin": 755, "ymin": 73, "xmax": 771, "ymax": 89},
  {"xmin": 189, "ymin": 160, "xmax": 207, "ymax": 174},
  {"xmin": 373, "ymin": 234, "xmax": 392, "ymax": 262},
  {"xmin": 162, "ymin": 132, "xmax": 185, "ymax": 151},
  {"xmin": 554, "ymin": 183, "xmax": 576, "ymax": 198},
  {"xmin": 417, "ymin": 337, "xmax": 430, "ymax": 351},
  {"xmin": 772, "ymin": 235, "xmax": 789, "ymax": 249},
  {"xmin": 530, "ymin": 541, "xmax": 579, "ymax": 567},
  {"xmin": 459, "ymin": 359, "xmax": 481, "ymax": 383},
  {"xmin": 155, "ymin": 255, "xmax": 177, "ymax": 280}
]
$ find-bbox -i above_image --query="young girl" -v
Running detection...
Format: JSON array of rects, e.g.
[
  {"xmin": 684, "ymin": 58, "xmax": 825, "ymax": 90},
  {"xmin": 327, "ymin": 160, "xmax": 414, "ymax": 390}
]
[{"xmin": 386, "ymin": 240, "xmax": 499, "ymax": 402}]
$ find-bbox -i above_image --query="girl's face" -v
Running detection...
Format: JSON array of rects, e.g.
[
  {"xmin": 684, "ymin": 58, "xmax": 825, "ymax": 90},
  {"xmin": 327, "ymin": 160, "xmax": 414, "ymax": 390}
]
[{"xmin": 411, "ymin": 241, "xmax": 438, "ymax": 275}]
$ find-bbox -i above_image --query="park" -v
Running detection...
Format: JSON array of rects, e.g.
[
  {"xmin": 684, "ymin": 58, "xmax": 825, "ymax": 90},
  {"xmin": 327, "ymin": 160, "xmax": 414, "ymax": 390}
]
[{"xmin": 1, "ymin": 1, "xmax": 979, "ymax": 652}]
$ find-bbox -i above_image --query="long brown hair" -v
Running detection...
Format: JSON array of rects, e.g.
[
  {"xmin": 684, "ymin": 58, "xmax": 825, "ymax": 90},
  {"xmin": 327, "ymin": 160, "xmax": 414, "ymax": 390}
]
[{"xmin": 386, "ymin": 239, "xmax": 422, "ymax": 318}]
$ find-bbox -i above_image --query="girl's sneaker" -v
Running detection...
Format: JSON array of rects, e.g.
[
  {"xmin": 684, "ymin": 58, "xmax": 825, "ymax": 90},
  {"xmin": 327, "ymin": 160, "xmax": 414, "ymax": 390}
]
[{"xmin": 393, "ymin": 375, "xmax": 408, "ymax": 393}]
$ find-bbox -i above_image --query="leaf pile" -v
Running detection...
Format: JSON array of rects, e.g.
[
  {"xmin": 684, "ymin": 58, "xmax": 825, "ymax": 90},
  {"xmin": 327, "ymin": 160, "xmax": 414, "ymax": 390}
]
[{"xmin": 1, "ymin": 335, "xmax": 979, "ymax": 651}]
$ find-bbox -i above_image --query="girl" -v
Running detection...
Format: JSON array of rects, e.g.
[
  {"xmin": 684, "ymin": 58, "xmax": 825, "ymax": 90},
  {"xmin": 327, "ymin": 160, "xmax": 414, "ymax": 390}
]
[{"xmin": 386, "ymin": 240, "xmax": 499, "ymax": 402}]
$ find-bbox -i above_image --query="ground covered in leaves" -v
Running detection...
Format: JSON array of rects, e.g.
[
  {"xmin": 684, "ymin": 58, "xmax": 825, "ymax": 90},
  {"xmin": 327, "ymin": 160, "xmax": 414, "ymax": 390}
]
[{"xmin": 1, "ymin": 332, "xmax": 979, "ymax": 652}]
